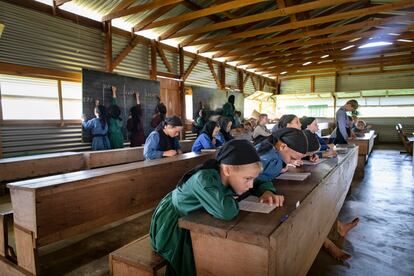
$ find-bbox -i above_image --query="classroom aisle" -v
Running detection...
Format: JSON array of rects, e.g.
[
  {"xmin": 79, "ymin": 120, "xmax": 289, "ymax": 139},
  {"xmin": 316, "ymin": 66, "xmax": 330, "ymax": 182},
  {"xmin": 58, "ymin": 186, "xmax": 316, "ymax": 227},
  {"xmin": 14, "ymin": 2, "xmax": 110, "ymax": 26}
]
[{"xmin": 308, "ymin": 147, "xmax": 414, "ymax": 276}]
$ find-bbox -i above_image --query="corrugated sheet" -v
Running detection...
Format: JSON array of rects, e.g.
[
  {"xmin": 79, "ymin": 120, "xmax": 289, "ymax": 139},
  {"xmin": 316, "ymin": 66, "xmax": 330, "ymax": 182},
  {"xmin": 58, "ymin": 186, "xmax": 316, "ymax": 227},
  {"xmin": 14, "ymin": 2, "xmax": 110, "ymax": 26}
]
[
  {"xmin": 112, "ymin": 34, "xmax": 150, "ymax": 79},
  {"xmin": 280, "ymin": 78, "xmax": 311, "ymax": 94},
  {"xmin": 337, "ymin": 72, "xmax": 414, "ymax": 91},
  {"xmin": 244, "ymin": 74, "xmax": 255, "ymax": 95},
  {"xmin": 0, "ymin": 1, "xmax": 105, "ymax": 72},
  {"xmin": 151, "ymin": 48, "xmax": 179, "ymax": 75},
  {"xmin": 315, "ymin": 76, "xmax": 335, "ymax": 93},
  {"xmin": 225, "ymin": 67, "xmax": 238, "ymax": 88},
  {"xmin": 1, "ymin": 124, "xmax": 90, "ymax": 157},
  {"xmin": 184, "ymin": 56, "xmax": 218, "ymax": 89}
]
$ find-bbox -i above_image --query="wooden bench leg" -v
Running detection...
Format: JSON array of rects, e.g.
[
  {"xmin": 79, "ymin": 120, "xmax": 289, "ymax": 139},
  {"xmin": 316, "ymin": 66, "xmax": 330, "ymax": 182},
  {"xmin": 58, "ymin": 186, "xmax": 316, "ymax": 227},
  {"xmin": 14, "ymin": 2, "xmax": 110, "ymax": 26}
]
[
  {"xmin": 1, "ymin": 212, "xmax": 13, "ymax": 259},
  {"xmin": 14, "ymin": 225, "xmax": 38, "ymax": 275}
]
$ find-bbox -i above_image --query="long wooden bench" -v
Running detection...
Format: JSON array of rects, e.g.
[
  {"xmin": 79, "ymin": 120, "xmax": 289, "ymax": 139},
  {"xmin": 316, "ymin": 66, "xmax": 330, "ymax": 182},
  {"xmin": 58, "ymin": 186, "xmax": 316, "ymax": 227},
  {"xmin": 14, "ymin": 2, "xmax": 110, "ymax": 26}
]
[
  {"xmin": 7, "ymin": 151, "xmax": 212, "ymax": 275},
  {"xmin": 109, "ymin": 234, "xmax": 166, "ymax": 276},
  {"xmin": 0, "ymin": 140, "xmax": 195, "ymax": 179}
]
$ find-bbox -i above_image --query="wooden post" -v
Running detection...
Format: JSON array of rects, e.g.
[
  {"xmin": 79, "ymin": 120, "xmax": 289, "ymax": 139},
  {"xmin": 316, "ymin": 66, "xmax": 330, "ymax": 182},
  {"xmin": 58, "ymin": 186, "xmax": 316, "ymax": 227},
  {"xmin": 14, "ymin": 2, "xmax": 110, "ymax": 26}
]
[
  {"xmin": 219, "ymin": 63, "xmax": 225, "ymax": 90},
  {"xmin": 238, "ymin": 69, "xmax": 244, "ymax": 93},
  {"xmin": 104, "ymin": 21, "xmax": 112, "ymax": 72},
  {"xmin": 57, "ymin": 80, "xmax": 64, "ymax": 127},
  {"xmin": 151, "ymin": 40, "xmax": 157, "ymax": 80},
  {"xmin": 179, "ymin": 47, "xmax": 186, "ymax": 140},
  {"xmin": 0, "ymin": 83, "xmax": 3, "ymax": 159},
  {"xmin": 310, "ymin": 75, "xmax": 315, "ymax": 93}
]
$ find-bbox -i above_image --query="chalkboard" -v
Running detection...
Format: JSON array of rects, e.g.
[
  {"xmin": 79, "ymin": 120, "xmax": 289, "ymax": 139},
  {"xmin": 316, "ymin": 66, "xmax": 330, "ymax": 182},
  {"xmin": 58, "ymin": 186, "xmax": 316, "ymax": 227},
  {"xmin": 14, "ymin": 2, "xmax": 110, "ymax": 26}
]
[
  {"xmin": 191, "ymin": 85, "xmax": 244, "ymax": 119},
  {"xmin": 82, "ymin": 69, "xmax": 160, "ymax": 142}
]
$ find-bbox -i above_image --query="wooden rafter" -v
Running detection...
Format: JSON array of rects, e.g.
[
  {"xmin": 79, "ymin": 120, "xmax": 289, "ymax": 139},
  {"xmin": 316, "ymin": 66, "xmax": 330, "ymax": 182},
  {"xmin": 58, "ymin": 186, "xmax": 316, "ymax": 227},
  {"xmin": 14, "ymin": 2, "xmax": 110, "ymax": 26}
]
[
  {"xmin": 54, "ymin": 0, "xmax": 72, "ymax": 6},
  {"xmin": 276, "ymin": 0, "xmax": 297, "ymax": 22},
  {"xmin": 207, "ymin": 14, "xmax": 414, "ymax": 54},
  {"xmin": 242, "ymin": 45, "xmax": 414, "ymax": 69},
  {"xmin": 133, "ymin": 5, "xmax": 174, "ymax": 32},
  {"xmin": 183, "ymin": 56, "xmax": 200, "ymax": 81},
  {"xmin": 151, "ymin": 40, "xmax": 157, "ymax": 80},
  {"xmin": 104, "ymin": 21, "xmax": 112, "ymax": 72},
  {"xmin": 207, "ymin": 59, "xmax": 221, "ymax": 89},
  {"xmin": 141, "ymin": 0, "xmax": 267, "ymax": 31},
  {"xmin": 243, "ymin": 73, "xmax": 251, "ymax": 88},
  {"xmin": 184, "ymin": 0, "xmax": 414, "ymax": 46},
  {"xmin": 109, "ymin": 0, "xmax": 136, "ymax": 14},
  {"xmin": 155, "ymin": 42, "xmax": 174, "ymax": 73},
  {"xmin": 102, "ymin": 0, "xmax": 184, "ymax": 22},
  {"xmin": 170, "ymin": 0, "xmax": 358, "ymax": 39},
  {"xmin": 220, "ymin": 26, "xmax": 414, "ymax": 59}
]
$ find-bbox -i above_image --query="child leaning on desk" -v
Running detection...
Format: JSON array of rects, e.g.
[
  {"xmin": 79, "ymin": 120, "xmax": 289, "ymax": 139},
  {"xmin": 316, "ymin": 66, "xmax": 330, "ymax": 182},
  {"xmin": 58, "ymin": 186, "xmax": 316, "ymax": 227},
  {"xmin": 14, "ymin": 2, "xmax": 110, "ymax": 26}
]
[{"xmin": 150, "ymin": 139, "xmax": 284, "ymax": 276}]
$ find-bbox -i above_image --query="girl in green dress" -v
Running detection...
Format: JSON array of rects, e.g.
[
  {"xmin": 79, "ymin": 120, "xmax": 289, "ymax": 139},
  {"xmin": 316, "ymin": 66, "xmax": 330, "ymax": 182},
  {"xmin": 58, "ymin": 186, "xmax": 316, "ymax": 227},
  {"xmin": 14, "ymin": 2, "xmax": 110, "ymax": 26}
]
[{"xmin": 150, "ymin": 139, "xmax": 284, "ymax": 276}]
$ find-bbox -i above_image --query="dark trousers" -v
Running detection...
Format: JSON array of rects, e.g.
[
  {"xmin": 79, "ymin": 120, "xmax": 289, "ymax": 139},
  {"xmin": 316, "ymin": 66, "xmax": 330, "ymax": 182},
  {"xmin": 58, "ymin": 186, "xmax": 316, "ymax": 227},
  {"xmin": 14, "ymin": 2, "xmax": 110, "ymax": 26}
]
[{"xmin": 334, "ymin": 128, "xmax": 348, "ymax": 145}]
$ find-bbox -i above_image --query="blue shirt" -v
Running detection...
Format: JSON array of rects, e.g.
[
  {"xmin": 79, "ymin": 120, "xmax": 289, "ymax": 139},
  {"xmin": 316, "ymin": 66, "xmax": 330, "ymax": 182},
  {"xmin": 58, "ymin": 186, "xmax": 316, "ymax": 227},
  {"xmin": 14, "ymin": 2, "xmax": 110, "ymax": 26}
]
[
  {"xmin": 317, "ymin": 134, "xmax": 330, "ymax": 151},
  {"xmin": 191, "ymin": 133, "xmax": 223, "ymax": 153},
  {"xmin": 255, "ymin": 142, "xmax": 285, "ymax": 182},
  {"xmin": 144, "ymin": 131, "xmax": 181, "ymax": 160},
  {"xmin": 336, "ymin": 106, "xmax": 349, "ymax": 140}
]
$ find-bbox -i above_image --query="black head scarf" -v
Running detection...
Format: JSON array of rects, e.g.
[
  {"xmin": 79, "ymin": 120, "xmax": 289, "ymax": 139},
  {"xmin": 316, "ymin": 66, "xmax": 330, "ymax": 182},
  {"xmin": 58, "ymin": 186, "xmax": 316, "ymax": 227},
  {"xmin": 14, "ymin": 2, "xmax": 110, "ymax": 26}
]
[
  {"xmin": 219, "ymin": 117, "xmax": 234, "ymax": 142},
  {"xmin": 201, "ymin": 121, "xmax": 219, "ymax": 139},
  {"xmin": 278, "ymin": 114, "xmax": 297, "ymax": 129},
  {"xmin": 228, "ymin": 95, "xmax": 235, "ymax": 105},
  {"xmin": 273, "ymin": 128, "xmax": 308, "ymax": 154},
  {"xmin": 155, "ymin": 116, "xmax": 183, "ymax": 131},
  {"xmin": 300, "ymin": 116, "xmax": 316, "ymax": 130},
  {"xmin": 304, "ymin": 130, "xmax": 320, "ymax": 152},
  {"xmin": 177, "ymin": 139, "xmax": 260, "ymax": 186}
]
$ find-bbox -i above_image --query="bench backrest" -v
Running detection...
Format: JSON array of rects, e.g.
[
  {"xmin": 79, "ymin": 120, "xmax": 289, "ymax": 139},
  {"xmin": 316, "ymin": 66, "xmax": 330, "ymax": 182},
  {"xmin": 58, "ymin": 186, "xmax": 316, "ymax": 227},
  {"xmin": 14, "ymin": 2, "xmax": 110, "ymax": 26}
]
[{"xmin": 8, "ymin": 151, "xmax": 212, "ymax": 247}]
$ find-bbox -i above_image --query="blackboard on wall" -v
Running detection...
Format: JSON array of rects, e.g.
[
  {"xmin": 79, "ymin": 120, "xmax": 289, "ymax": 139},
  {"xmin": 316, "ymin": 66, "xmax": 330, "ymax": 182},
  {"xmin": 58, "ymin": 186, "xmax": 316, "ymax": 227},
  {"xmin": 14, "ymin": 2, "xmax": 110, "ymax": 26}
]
[
  {"xmin": 191, "ymin": 86, "xmax": 244, "ymax": 119},
  {"xmin": 82, "ymin": 69, "xmax": 160, "ymax": 142}
]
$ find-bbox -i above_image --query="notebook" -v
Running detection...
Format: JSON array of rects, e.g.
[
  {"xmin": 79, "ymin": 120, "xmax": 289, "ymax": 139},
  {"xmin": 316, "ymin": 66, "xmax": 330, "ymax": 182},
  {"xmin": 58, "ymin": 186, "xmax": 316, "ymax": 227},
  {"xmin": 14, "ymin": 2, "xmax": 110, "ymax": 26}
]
[
  {"xmin": 275, "ymin": 172, "xmax": 311, "ymax": 181},
  {"xmin": 238, "ymin": 195, "xmax": 277, "ymax": 213}
]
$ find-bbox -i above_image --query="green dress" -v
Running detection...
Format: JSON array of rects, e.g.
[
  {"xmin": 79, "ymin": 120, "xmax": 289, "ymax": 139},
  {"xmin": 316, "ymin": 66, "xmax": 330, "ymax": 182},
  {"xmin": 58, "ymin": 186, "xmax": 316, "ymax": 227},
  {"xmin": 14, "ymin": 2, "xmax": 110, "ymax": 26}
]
[
  {"xmin": 150, "ymin": 169, "xmax": 276, "ymax": 276},
  {"xmin": 108, "ymin": 97, "xmax": 124, "ymax": 149}
]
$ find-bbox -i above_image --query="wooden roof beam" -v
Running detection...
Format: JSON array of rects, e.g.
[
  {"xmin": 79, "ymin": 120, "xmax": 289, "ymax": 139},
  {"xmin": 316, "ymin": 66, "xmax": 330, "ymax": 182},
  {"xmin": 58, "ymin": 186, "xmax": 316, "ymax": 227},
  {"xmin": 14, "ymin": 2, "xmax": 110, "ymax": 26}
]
[
  {"xmin": 183, "ymin": 56, "xmax": 200, "ymax": 81},
  {"xmin": 185, "ymin": 0, "xmax": 414, "ymax": 46},
  {"xmin": 141, "ymin": 0, "xmax": 267, "ymax": 31},
  {"xmin": 102, "ymin": 0, "xmax": 184, "ymax": 22},
  {"xmin": 155, "ymin": 42, "xmax": 174, "ymax": 73},
  {"xmin": 133, "ymin": 5, "xmax": 174, "ymax": 32},
  {"xmin": 170, "ymin": 0, "xmax": 358, "ymax": 39},
  {"xmin": 54, "ymin": 0, "xmax": 72, "ymax": 6},
  {"xmin": 207, "ymin": 60, "xmax": 221, "ymax": 89},
  {"xmin": 111, "ymin": 35, "xmax": 146, "ymax": 71}
]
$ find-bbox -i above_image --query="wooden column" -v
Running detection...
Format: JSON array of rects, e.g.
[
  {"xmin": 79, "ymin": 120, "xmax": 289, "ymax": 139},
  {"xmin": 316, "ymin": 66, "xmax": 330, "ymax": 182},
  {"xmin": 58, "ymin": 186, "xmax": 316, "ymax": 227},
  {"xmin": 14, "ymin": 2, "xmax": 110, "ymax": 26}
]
[
  {"xmin": 150, "ymin": 40, "xmax": 157, "ymax": 80},
  {"xmin": 219, "ymin": 63, "xmax": 225, "ymax": 90},
  {"xmin": 310, "ymin": 76, "xmax": 315, "ymax": 93},
  {"xmin": 238, "ymin": 69, "xmax": 244, "ymax": 93},
  {"xmin": 104, "ymin": 21, "xmax": 112, "ymax": 72},
  {"xmin": 179, "ymin": 47, "xmax": 186, "ymax": 121},
  {"xmin": 57, "ymin": 80, "xmax": 64, "ymax": 126},
  {"xmin": 0, "ymin": 85, "xmax": 3, "ymax": 159}
]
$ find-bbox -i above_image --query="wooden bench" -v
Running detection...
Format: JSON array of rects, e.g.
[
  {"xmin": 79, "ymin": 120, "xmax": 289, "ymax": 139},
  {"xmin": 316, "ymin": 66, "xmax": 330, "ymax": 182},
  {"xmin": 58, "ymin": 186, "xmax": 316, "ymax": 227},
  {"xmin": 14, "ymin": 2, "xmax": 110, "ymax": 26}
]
[
  {"xmin": 0, "ymin": 152, "xmax": 85, "ymax": 183},
  {"xmin": 7, "ymin": 151, "xmax": 213, "ymax": 275},
  {"xmin": 109, "ymin": 234, "xmax": 166, "ymax": 276},
  {"xmin": 179, "ymin": 147, "xmax": 358, "ymax": 276},
  {"xmin": 0, "ymin": 203, "xmax": 13, "ymax": 260}
]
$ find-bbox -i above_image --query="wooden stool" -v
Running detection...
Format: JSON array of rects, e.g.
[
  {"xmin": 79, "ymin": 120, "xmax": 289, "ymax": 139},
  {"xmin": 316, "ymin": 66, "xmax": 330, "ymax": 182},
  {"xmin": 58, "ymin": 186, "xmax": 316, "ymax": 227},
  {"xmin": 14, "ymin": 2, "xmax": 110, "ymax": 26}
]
[{"xmin": 110, "ymin": 234, "xmax": 167, "ymax": 276}]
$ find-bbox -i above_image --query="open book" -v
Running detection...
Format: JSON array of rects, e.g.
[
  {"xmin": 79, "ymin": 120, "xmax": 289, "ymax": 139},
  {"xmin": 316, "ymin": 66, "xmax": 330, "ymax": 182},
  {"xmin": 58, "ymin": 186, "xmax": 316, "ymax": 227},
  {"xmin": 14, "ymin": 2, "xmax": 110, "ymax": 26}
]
[
  {"xmin": 238, "ymin": 195, "xmax": 277, "ymax": 213},
  {"xmin": 276, "ymin": 172, "xmax": 311, "ymax": 181}
]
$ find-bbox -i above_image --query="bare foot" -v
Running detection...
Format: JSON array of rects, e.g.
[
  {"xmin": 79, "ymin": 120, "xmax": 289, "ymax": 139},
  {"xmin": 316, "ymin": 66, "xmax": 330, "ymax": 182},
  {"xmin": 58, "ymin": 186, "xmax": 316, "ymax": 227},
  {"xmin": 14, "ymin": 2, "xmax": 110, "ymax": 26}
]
[
  {"xmin": 323, "ymin": 239, "xmax": 352, "ymax": 261},
  {"xmin": 337, "ymin": 217, "xmax": 360, "ymax": 237}
]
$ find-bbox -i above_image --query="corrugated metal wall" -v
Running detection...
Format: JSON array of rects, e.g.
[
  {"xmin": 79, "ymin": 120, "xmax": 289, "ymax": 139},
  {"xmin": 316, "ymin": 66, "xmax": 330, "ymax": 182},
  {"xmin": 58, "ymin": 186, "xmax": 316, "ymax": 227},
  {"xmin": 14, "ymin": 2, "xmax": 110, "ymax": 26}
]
[
  {"xmin": 244, "ymin": 75, "xmax": 256, "ymax": 95},
  {"xmin": 0, "ymin": 124, "xmax": 90, "ymax": 158},
  {"xmin": 315, "ymin": 76, "xmax": 335, "ymax": 93},
  {"xmin": 0, "ymin": 1, "xmax": 105, "ymax": 72},
  {"xmin": 184, "ymin": 56, "xmax": 219, "ymax": 89},
  {"xmin": 338, "ymin": 72, "xmax": 414, "ymax": 91},
  {"xmin": 280, "ymin": 78, "xmax": 311, "ymax": 94},
  {"xmin": 225, "ymin": 67, "xmax": 238, "ymax": 88},
  {"xmin": 112, "ymin": 34, "xmax": 150, "ymax": 79}
]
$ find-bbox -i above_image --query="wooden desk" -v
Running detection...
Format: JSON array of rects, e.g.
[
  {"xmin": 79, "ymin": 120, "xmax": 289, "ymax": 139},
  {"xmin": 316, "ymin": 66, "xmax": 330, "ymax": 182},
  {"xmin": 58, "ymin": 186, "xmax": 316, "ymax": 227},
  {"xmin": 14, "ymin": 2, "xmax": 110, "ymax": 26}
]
[
  {"xmin": 408, "ymin": 136, "xmax": 414, "ymax": 177},
  {"xmin": 179, "ymin": 147, "xmax": 358, "ymax": 276},
  {"xmin": 349, "ymin": 130, "xmax": 376, "ymax": 178}
]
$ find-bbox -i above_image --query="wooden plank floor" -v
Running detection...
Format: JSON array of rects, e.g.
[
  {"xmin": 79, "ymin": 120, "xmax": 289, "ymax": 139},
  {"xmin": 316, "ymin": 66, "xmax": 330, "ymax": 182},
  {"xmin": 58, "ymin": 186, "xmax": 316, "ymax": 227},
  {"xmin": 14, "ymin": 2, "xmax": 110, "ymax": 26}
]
[{"xmin": 309, "ymin": 144, "xmax": 414, "ymax": 276}]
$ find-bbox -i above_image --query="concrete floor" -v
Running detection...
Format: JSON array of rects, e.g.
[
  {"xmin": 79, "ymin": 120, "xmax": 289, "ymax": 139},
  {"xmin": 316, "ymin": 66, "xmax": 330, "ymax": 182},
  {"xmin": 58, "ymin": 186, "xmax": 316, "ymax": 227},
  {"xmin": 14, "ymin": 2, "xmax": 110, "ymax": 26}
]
[
  {"xmin": 308, "ymin": 146, "xmax": 414, "ymax": 276},
  {"xmin": 5, "ymin": 145, "xmax": 414, "ymax": 275}
]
